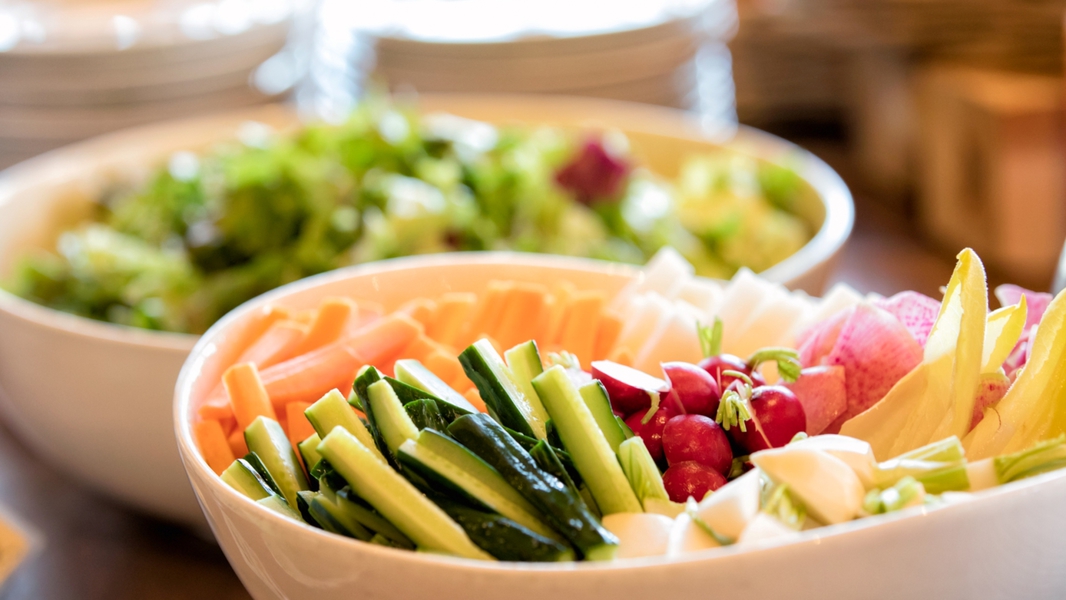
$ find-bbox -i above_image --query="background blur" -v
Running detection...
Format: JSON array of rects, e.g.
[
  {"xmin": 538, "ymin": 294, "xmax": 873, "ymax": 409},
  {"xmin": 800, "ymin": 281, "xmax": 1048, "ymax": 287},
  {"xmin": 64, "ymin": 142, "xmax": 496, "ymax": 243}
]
[{"xmin": 0, "ymin": 0, "xmax": 1064, "ymax": 597}]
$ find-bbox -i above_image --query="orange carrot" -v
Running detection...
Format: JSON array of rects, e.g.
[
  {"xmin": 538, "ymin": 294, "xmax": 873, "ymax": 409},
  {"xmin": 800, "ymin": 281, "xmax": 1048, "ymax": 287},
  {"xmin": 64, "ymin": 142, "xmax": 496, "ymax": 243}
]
[
  {"xmin": 238, "ymin": 320, "xmax": 309, "ymax": 370},
  {"xmin": 459, "ymin": 282, "xmax": 511, "ymax": 347},
  {"xmin": 292, "ymin": 309, "xmax": 317, "ymax": 325},
  {"xmin": 463, "ymin": 387, "xmax": 488, "ymax": 413},
  {"xmin": 199, "ymin": 395, "xmax": 235, "ymax": 422},
  {"xmin": 293, "ymin": 297, "xmax": 358, "ymax": 356},
  {"xmin": 494, "ymin": 283, "xmax": 550, "ymax": 350},
  {"xmin": 224, "ymin": 363, "xmax": 278, "ymax": 430},
  {"xmin": 398, "ymin": 334, "xmax": 438, "ymax": 363},
  {"xmin": 608, "ymin": 346, "xmax": 634, "ymax": 367},
  {"xmin": 218, "ymin": 414, "xmax": 237, "ymax": 437},
  {"xmin": 286, "ymin": 401, "xmax": 315, "ymax": 449},
  {"xmin": 196, "ymin": 419, "xmax": 236, "ymax": 475},
  {"xmin": 593, "ymin": 311, "xmax": 624, "ymax": 360},
  {"xmin": 344, "ymin": 313, "xmax": 424, "ymax": 365},
  {"xmin": 261, "ymin": 344, "xmax": 363, "ymax": 409},
  {"xmin": 545, "ymin": 281, "xmax": 577, "ymax": 344},
  {"xmin": 424, "ymin": 350, "xmax": 466, "ymax": 390},
  {"xmin": 427, "ymin": 292, "xmax": 476, "ymax": 346},
  {"xmin": 396, "ymin": 298, "xmax": 438, "ymax": 329},
  {"xmin": 559, "ymin": 291, "xmax": 605, "ymax": 368},
  {"xmin": 228, "ymin": 427, "xmax": 249, "ymax": 457}
]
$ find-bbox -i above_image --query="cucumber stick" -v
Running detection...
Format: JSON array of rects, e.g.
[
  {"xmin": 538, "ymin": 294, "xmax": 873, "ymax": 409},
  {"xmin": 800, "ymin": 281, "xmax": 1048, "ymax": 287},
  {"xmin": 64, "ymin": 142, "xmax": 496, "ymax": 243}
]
[
  {"xmin": 367, "ymin": 380, "xmax": 420, "ymax": 456},
  {"xmin": 221, "ymin": 458, "xmax": 274, "ymax": 501},
  {"xmin": 532, "ymin": 366, "xmax": 643, "ymax": 515},
  {"xmin": 504, "ymin": 341, "xmax": 552, "ymax": 435},
  {"xmin": 617, "ymin": 437, "xmax": 669, "ymax": 509},
  {"xmin": 447, "ymin": 413, "xmax": 618, "ymax": 561},
  {"xmin": 257, "ymin": 495, "xmax": 302, "ymax": 519},
  {"xmin": 397, "ymin": 430, "xmax": 560, "ymax": 540},
  {"xmin": 433, "ymin": 496, "xmax": 574, "ymax": 562},
  {"xmin": 305, "ymin": 389, "xmax": 385, "ymax": 463},
  {"xmin": 244, "ymin": 417, "xmax": 309, "ymax": 508},
  {"xmin": 459, "ymin": 339, "xmax": 545, "ymax": 440},
  {"xmin": 298, "ymin": 434, "xmax": 323, "ymax": 473},
  {"xmin": 578, "ymin": 380, "xmax": 628, "ymax": 453},
  {"xmin": 310, "ymin": 492, "xmax": 374, "ymax": 540},
  {"xmin": 394, "ymin": 359, "xmax": 478, "ymax": 414},
  {"xmin": 317, "ymin": 427, "xmax": 492, "ymax": 560}
]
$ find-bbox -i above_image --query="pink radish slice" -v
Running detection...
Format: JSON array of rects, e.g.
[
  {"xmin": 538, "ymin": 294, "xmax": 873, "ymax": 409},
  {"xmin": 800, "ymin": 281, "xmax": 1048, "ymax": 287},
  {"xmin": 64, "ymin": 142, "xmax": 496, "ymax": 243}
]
[
  {"xmin": 873, "ymin": 291, "xmax": 941, "ymax": 347},
  {"xmin": 663, "ymin": 362, "xmax": 720, "ymax": 417},
  {"xmin": 970, "ymin": 371, "xmax": 1011, "ymax": 430},
  {"xmin": 995, "ymin": 284, "xmax": 1052, "ymax": 328},
  {"xmin": 823, "ymin": 303, "xmax": 923, "ymax": 427},
  {"xmin": 797, "ymin": 309, "xmax": 849, "ymax": 367},
  {"xmin": 662, "ymin": 461, "xmax": 727, "ymax": 502},
  {"xmin": 592, "ymin": 360, "xmax": 670, "ymax": 415},
  {"xmin": 785, "ymin": 365, "xmax": 847, "ymax": 435}
]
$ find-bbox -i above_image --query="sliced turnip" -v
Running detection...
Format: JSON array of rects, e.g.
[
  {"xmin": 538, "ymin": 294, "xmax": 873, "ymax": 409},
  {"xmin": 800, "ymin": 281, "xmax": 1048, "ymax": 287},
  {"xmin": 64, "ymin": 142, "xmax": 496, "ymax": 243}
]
[
  {"xmin": 601, "ymin": 513, "xmax": 673, "ymax": 559},
  {"xmin": 692, "ymin": 468, "xmax": 762, "ymax": 540},
  {"xmin": 874, "ymin": 291, "xmax": 941, "ymax": 347},
  {"xmin": 751, "ymin": 447, "xmax": 865, "ymax": 525},
  {"xmin": 632, "ymin": 304, "xmax": 702, "ymax": 374},
  {"xmin": 785, "ymin": 365, "xmax": 847, "ymax": 435},
  {"xmin": 591, "ymin": 360, "xmax": 670, "ymax": 416}
]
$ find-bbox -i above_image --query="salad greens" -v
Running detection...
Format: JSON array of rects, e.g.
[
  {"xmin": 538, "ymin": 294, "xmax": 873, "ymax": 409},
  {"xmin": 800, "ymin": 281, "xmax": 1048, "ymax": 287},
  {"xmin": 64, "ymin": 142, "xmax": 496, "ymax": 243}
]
[{"xmin": 6, "ymin": 97, "xmax": 810, "ymax": 334}]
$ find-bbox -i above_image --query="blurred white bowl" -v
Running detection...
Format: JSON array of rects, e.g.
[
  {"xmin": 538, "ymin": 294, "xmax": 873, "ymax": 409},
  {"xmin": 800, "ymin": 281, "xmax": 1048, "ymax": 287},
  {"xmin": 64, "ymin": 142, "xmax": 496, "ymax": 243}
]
[
  {"xmin": 175, "ymin": 253, "xmax": 1066, "ymax": 600},
  {"xmin": 0, "ymin": 95, "xmax": 852, "ymax": 526}
]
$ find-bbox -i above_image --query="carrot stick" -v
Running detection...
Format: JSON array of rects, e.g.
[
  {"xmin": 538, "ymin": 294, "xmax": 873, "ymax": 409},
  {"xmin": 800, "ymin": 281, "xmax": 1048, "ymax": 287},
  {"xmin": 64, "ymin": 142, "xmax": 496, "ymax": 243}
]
[
  {"xmin": 286, "ymin": 401, "xmax": 315, "ymax": 449},
  {"xmin": 293, "ymin": 297, "xmax": 358, "ymax": 356},
  {"xmin": 608, "ymin": 346, "xmax": 634, "ymax": 367},
  {"xmin": 424, "ymin": 350, "xmax": 466, "ymax": 390},
  {"xmin": 261, "ymin": 344, "xmax": 363, "ymax": 409},
  {"xmin": 199, "ymin": 396, "xmax": 235, "ymax": 422},
  {"xmin": 594, "ymin": 311, "xmax": 624, "ymax": 360},
  {"xmin": 238, "ymin": 320, "xmax": 309, "ymax": 369},
  {"xmin": 399, "ymin": 334, "xmax": 438, "ymax": 363},
  {"xmin": 224, "ymin": 363, "xmax": 278, "ymax": 430},
  {"xmin": 343, "ymin": 313, "xmax": 424, "ymax": 365},
  {"xmin": 545, "ymin": 281, "xmax": 576, "ymax": 344},
  {"xmin": 459, "ymin": 282, "xmax": 511, "ymax": 347},
  {"xmin": 396, "ymin": 298, "xmax": 438, "ymax": 329},
  {"xmin": 495, "ymin": 283, "xmax": 550, "ymax": 350},
  {"xmin": 195, "ymin": 419, "xmax": 236, "ymax": 475},
  {"xmin": 292, "ymin": 309, "xmax": 317, "ymax": 325},
  {"xmin": 559, "ymin": 291, "xmax": 605, "ymax": 368},
  {"xmin": 228, "ymin": 427, "xmax": 249, "ymax": 458},
  {"xmin": 427, "ymin": 292, "xmax": 476, "ymax": 346}
]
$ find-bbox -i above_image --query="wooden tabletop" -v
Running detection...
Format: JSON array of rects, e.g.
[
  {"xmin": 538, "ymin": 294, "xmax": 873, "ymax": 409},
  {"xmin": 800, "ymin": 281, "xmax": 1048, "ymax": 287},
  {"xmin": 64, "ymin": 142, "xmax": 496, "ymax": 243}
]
[{"xmin": 0, "ymin": 139, "xmax": 1018, "ymax": 600}]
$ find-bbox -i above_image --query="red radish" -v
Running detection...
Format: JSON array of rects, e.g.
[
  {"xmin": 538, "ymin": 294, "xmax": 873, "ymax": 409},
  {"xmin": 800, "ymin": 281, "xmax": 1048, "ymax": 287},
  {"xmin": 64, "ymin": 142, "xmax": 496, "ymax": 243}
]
[
  {"xmin": 662, "ymin": 461, "xmax": 727, "ymax": 502},
  {"xmin": 591, "ymin": 360, "xmax": 670, "ymax": 415},
  {"xmin": 662, "ymin": 362, "xmax": 720, "ymax": 417},
  {"xmin": 717, "ymin": 380, "xmax": 806, "ymax": 453},
  {"xmin": 624, "ymin": 403, "xmax": 679, "ymax": 462},
  {"xmin": 784, "ymin": 365, "xmax": 847, "ymax": 435},
  {"xmin": 699, "ymin": 354, "xmax": 765, "ymax": 390},
  {"xmin": 662, "ymin": 415, "xmax": 732, "ymax": 474}
]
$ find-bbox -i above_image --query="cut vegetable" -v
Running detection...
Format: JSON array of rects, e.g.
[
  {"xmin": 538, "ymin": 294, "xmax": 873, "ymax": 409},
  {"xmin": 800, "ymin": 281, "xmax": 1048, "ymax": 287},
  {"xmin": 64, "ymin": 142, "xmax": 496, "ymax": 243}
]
[
  {"xmin": 196, "ymin": 419, "xmax": 237, "ymax": 475},
  {"xmin": 305, "ymin": 389, "xmax": 386, "ymax": 464},
  {"xmin": 460, "ymin": 339, "xmax": 545, "ymax": 439},
  {"xmin": 317, "ymin": 427, "xmax": 492, "ymax": 560},
  {"xmin": 223, "ymin": 363, "xmax": 277, "ymax": 430},
  {"xmin": 394, "ymin": 359, "xmax": 478, "ymax": 415},
  {"xmin": 504, "ymin": 340, "xmax": 553, "ymax": 432},
  {"xmin": 294, "ymin": 297, "xmax": 357, "ymax": 355},
  {"xmin": 532, "ymin": 366, "xmax": 643, "ymax": 515},
  {"xmin": 579, "ymin": 381, "xmax": 628, "ymax": 453},
  {"xmin": 244, "ymin": 417, "xmax": 309, "ymax": 508},
  {"xmin": 366, "ymin": 380, "xmax": 420, "ymax": 457},
  {"xmin": 433, "ymin": 497, "xmax": 573, "ymax": 562},
  {"xmin": 396, "ymin": 429, "xmax": 559, "ymax": 539},
  {"xmin": 221, "ymin": 458, "xmax": 274, "ymax": 501},
  {"xmin": 617, "ymin": 437, "xmax": 670, "ymax": 510}
]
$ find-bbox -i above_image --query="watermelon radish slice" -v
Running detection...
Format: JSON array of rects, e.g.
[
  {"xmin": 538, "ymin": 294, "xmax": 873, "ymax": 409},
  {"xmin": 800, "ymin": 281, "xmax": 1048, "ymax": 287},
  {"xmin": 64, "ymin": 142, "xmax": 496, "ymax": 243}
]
[
  {"xmin": 785, "ymin": 365, "xmax": 847, "ymax": 435},
  {"xmin": 797, "ymin": 309, "xmax": 848, "ymax": 367},
  {"xmin": 874, "ymin": 291, "xmax": 941, "ymax": 348}
]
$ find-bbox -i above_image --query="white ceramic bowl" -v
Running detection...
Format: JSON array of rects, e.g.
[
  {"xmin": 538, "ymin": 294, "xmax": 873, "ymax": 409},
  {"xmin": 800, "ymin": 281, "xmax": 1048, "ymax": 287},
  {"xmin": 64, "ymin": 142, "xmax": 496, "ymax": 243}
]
[
  {"xmin": 0, "ymin": 95, "xmax": 852, "ymax": 525},
  {"xmin": 175, "ymin": 253, "xmax": 1066, "ymax": 600}
]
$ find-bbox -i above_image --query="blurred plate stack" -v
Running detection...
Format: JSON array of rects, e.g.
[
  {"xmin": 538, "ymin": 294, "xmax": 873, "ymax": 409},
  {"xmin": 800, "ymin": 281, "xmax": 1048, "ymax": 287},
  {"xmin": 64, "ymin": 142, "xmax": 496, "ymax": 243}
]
[
  {"xmin": 0, "ymin": 0, "xmax": 312, "ymax": 169},
  {"xmin": 304, "ymin": 0, "xmax": 738, "ymax": 130}
]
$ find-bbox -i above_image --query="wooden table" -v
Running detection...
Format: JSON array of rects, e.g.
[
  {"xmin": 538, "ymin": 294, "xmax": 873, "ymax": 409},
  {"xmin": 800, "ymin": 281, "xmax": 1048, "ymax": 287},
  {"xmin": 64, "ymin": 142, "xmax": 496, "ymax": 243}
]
[{"xmin": 0, "ymin": 140, "xmax": 1018, "ymax": 600}]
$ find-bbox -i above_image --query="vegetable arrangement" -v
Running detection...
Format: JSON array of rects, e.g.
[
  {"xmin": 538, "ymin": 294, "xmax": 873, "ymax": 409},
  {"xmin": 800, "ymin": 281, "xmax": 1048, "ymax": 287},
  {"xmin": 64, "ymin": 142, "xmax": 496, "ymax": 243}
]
[
  {"xmin": 194, "ymin": 246, "xmax": 1066, "ymax": 563},
  {"xmin": 5, "ymin": 97, "xmax": 811, "ymax": 334}
]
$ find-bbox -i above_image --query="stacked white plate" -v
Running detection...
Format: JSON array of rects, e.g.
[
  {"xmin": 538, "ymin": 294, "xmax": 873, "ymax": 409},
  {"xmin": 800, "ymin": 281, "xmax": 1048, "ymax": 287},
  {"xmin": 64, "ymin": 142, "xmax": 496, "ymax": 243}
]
[
  {"xmin": 0, "ymin": 0, "xmax": 311, "ymax": 169},
  {"xmin": 304, "ymin": 0, "xmax": 738, "ymax": 128}
]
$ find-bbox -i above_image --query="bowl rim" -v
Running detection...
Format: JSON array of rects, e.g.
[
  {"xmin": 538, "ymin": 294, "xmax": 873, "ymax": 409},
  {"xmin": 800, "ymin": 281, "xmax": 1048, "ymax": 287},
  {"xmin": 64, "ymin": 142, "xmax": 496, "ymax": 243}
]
[
  {"xmin": 174, "ymin": 251, "xmax": 1063, "ymax": 574},
  {"xmin": 0, "ymin": 93, "xmax": 852, "ymax": 351}
]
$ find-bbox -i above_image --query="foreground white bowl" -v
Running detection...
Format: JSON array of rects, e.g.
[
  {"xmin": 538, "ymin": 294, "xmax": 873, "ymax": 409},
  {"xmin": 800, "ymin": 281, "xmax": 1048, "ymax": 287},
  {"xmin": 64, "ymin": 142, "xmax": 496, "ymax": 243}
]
[
  {"xmin": 175, "ymin": 253, "xmax": 1066, "ymax": 600},
  {"xmin": 0, "ymin": 94, "xmax": 852, "ymax": 525}
]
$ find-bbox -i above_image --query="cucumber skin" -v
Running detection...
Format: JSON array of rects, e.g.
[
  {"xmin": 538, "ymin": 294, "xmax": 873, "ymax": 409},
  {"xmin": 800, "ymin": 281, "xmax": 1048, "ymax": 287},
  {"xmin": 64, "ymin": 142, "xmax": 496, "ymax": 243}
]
[
  {"xmin": 530, "ymin": 441, "xmax": 580, "ymax": 497},
  {"xmin": 459, "ymin": 343, "xmax": 537, "ymax": 439},
  {"xmin": 434, "ymin": 497, "xmax": 574, "ymax": 563},
  {"xmin": 351, "ymin": 367, "xmax": 393, "ymax": 463},
  {"xmin": 405, "ymin": 399, "xmax": 451, "ymax": 433},
  {"xmin": 447, "ymin": 414, "xmax": 617, "ymax": 560}
]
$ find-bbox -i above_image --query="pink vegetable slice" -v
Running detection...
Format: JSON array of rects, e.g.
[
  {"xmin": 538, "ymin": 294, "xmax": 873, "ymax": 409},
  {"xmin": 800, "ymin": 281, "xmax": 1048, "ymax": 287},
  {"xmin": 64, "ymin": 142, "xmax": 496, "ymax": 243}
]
[
  {"xmin": 995, "ymin": 284, "xmax": 1052, "ymax": 329},
  {"xmin": 785, "ymin": 365, "xmax": 847, "ymax": 435},
  {"xmin": 970, "ymin": 371, "xmax": 1011, "ymax": 430},
  {"xmin": 874, "ymin": 291, "xmax": 941, "ymax": 348},
  {"xmin": 822, "ymin": 304, "xmax": 923, "ymax": 429},
  {"xmin": 797, "ymin": 309, "xmax": 849, "ymax": 367}
]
